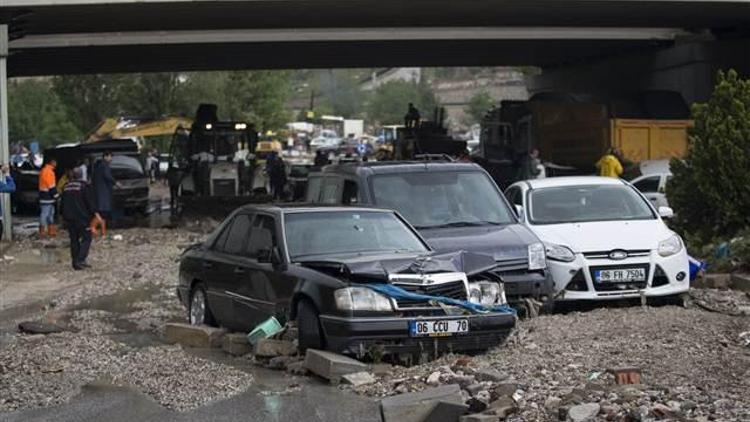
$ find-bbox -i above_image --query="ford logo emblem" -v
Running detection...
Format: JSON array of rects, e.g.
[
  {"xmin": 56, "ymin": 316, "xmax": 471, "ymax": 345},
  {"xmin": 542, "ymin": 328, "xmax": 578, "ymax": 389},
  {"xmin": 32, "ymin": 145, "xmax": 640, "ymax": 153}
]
[{"xmin": 609, "ymin": 250, "xmax": 628, "ymax": 260}]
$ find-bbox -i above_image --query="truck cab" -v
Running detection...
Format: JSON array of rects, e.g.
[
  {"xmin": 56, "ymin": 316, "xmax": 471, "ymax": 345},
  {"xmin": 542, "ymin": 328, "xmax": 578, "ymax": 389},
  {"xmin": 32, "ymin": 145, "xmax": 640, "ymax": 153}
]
[{"xmin": 306, "ymin": 161, "xmax": 555, "ymax": 313}]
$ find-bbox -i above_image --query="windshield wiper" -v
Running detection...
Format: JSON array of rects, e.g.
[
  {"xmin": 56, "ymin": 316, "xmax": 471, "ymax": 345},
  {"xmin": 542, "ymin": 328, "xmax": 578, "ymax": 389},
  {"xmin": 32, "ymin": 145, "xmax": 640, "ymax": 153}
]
[{"xmin": 416, "ymin": 221, "xmax": 504, "ymax": 229}]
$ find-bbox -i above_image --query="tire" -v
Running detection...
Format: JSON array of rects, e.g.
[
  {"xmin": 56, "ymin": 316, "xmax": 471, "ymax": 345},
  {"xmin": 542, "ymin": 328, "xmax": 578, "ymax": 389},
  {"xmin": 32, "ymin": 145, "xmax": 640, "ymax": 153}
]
[
  {"xmin": 297, "ymin": 299, "xmax": 324, "ymax": 352},
  {"xmin": 188, "ymin": 284, "xmax": 217, "ymax": 326}
]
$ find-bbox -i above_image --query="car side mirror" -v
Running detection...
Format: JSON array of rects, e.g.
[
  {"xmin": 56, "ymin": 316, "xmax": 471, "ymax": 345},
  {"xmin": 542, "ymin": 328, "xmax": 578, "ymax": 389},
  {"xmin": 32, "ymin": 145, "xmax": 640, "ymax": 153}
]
[
  {"xmin": 658, "ymin": 206, "xmax": 674, "ymax": 219},
  {"xmin": 514, "ymin": 204, "xmax": 525, "ymax": 221}
]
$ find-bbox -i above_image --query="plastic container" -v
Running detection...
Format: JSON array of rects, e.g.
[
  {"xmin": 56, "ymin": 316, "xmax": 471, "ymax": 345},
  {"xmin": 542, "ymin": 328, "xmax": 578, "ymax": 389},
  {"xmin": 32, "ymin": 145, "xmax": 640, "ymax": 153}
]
[{"xmin": 246, "ymin": 316, "xmax": 283, "ymax": 345}]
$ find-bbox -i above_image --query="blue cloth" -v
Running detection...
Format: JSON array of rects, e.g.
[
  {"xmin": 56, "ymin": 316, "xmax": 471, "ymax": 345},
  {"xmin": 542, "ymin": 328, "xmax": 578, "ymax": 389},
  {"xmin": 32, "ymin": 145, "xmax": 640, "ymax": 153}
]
[
  {"xmin": 358, "ymin": 283, "xmax": 517, "ymax": 315},
  {"xmin": 0, "ymin": 174, "xmax": 16, "ymax": 217},
  {"xmin": 688, "ymin": 256, "xmax": 706, "ymax": 282},
  {"xmin": 92, "ymin": 160, "xmax": 115, "ymax": 212}
]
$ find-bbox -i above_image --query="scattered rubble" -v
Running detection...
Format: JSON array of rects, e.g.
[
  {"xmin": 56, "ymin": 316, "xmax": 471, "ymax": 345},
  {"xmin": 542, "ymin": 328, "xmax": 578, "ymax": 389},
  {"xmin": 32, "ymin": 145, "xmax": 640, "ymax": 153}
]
[
  {"xmin": 304, "ymin": 349, "xmax": 368, "ymax": 384},
  {"xmin": 164, "ymin": 322, "xmax": 225, "ymax": 348},
  {"xmin": 688, "ymin": 287, "xmax": 750, "ymax": 316},
  {"xmin": 380, "ymin": 384, "xmax": 464, "ymax": 422},
  {"xmin": 254, "ymin": 338, "xmax": 297, "ymax": 357}
]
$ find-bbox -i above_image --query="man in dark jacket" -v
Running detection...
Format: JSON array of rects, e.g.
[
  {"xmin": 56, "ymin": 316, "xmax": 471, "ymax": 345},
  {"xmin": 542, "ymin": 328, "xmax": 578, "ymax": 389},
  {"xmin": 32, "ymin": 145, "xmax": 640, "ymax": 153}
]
[
  {"xmin": 91, "ymin": 151, "xmax": 116, "ymax": 237},
  {"xmin": 269, "ymin": 156, "xmax": 287, "ymax": 201},
  {"xmin": 61, "ymin": 167, "xmax": 99, "ymax": 270}
]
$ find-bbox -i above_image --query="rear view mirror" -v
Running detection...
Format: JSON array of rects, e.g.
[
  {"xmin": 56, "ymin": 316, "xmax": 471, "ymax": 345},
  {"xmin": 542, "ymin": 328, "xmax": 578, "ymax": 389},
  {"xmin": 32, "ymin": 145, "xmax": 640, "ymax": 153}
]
[{"xmin": 658, "ymin": 206, "xmax": 674, "ymax": 219}]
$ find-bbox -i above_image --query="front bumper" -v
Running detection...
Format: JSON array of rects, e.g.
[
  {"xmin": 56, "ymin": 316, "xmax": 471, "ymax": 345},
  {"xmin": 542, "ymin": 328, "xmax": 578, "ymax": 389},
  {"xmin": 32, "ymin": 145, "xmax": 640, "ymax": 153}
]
[
  {"xmin": 499, "ymin": 270, "xmax": 555, "ymax": 302},
  {"xmin": 549, "ymin": 249, "xmax": 690, "ymax": 301},
  {"xmin": 319, "ymin": 312, "xmax": 516, "ymax": 356}
]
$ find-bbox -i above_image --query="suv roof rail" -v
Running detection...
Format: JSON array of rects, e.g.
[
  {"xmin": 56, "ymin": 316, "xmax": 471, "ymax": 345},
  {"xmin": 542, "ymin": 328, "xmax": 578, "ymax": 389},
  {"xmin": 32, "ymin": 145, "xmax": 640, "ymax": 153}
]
[{"xmin": 413, "ymin": 154, "xmax": 455, "ymax": 162}]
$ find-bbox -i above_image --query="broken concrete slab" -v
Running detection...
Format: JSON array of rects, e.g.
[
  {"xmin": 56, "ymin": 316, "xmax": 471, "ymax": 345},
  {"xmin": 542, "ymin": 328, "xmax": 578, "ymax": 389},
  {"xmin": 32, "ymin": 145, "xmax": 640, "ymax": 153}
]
[
  {"xmin": 342, "ymin": 371, "xmax": 377, "ymax": 387},
  {"xmin": 304, "ymin": 349, "xmax": 368, "ymax": 384},
  {"xmin": 474, "ymin": 368, "xmax": 509, "ymax": 383},
  {"xmin": 695, "ymin": 273, "xmax": 731, "ymax": 289},
  {"xmin": 459, "ymin": 414, "xmax": 500, "ymax": 422},
  {"xmin": 222, "ymin": 332, "xmax": 252, "ymax": 356},
  {"xmin": 488, "ymin": 395, "xmax": 516, "ymax": 418},
  {"xmin": 164, "ymin": 323, "xmax": 225, "ymax": 348},
  {"xmin": 286, "ymin": 360, "xmax": 309, "ymax": 376},
  {"xmin": 254, "ymin": 338, "xmax": 297, "ymax": 357},
  {"xmin": 380, "ymin": 384, "xmax": 463, "ymax": 422},
  {"xmin": 423, "ymin": 400, "xmax": 470, "ymax": 422},
  {"xmin": 18, "ymin": 321, "xmax": 66, "ymax": 335},
  {"xmin": 568, "ymin": 403, "xmax": 601, "ymax": 422},
  {"xmin": 731, "ymin": 273, "xmax": 750, "ymax": 292}
]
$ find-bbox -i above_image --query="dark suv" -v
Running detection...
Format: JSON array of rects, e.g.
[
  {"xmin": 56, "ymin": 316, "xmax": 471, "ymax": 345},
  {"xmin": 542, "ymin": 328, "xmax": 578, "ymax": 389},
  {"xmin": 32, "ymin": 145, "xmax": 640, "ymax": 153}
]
[{"xmin": 306, "ymin": 161, "xmax": 555, "ymax": 310}]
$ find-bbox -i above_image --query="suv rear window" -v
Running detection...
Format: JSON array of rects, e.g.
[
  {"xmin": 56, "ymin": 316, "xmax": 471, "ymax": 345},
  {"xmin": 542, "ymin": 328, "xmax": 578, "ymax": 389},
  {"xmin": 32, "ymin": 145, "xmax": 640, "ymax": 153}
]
[{"xmin": 370, "ymin": 171, "xmax": 515, "ymax": 229}]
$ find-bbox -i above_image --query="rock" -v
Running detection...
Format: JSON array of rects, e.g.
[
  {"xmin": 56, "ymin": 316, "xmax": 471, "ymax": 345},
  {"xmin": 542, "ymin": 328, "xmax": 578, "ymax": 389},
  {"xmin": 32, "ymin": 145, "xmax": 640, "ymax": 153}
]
[
  {"xmin": 448, "ymin": 374, "xmax": 476, "ymax": 388},
  {"xmin": 423, "ymin": 400, "xmax": 470, "ymax": 422},
  {"xmin": 568, "ymin": 403, "xmax": 600, "ymax": 422},
  {"xmin": 465, "ymin": 397, "xmax": 488, "ymax": 413},
  {"xmin": 341, "ymin": 371, "xmax": 376, "ymax": 387},
  {"xmin": 18, "ymin": 321, "xmax": 66, "ymax": 335},
  {"xmin": 303, "ymin": 349, "xmax": 367, "ymax": 384},
  {"xmin": 372, "ymin": 363, "xmax": 394, "ymax": 376},
  {"xmin": 266, "ymin": 356, "xmax": 294, "ymax": 370},
  {"xmin": 164, "ymin": 323, "xmax": 225, "ymax": 348},
  {"xmin": 254, "ymin": 338, "xmax": 297, "ymax": 357},
  {"xmin": 492, "ymin": 382, "xmax": 519, "ymax": 398},
  {"xmin": 681, "ymin": 400, "xmax": 697, "ymax": 412},
  {"xmin": 286, "ymin": 361, "xmax": 308, "ymax": 376},
  {"xmin": 488, "ymin": 395, "xmax": 516, "ymax": 418},
  {"xmin": 222, "ymin": 333, "xmax": 252, "ymax": 356},
  {"xmin": 426, "ymin": 371, "xmax": 442, "ymax": 386},
  {"xmin": 474, "ymin": 368, "xmax": 509, "ymax": 383},
  {"xmin": 545, "ymin": 396, "xmax": 563, "ymax": 410},
  {"xmin": 730, "ymin": 273, "xmax": 750, "ymax": 292},
  {"xmin": 380, "ymin": 384, "xmax": 463, "ymax": 422},
  {"xmin": 475, "ymin": 390, "xmax": 491, "ymax": 404},
  {"xmin": 651, "ymin": 403, "xmax": 675, "ymax": 419},
  {"xmin": 459, "ymin": 414, "xmax": 500, "ymax": 422},
  {"xmin": 464, "ymin": 383, "xmax": 485, "ymax": 396}
]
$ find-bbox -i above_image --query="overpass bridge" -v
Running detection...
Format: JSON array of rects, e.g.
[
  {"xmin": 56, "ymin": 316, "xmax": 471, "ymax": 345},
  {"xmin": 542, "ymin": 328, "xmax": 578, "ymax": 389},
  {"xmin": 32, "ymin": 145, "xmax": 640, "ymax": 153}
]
[{"xmin": 0, "ymin": 0, "xmax": 749, "ymax": 237}]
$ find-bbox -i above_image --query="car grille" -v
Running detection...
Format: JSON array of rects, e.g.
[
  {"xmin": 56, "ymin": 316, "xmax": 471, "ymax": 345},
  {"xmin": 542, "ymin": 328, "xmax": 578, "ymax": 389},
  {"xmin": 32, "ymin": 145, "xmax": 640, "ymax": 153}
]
[
  {"xmin": 389, "ymin": 273, "xmax": 468, "ymax": 310},
  {"xmin": 583, "ymin": 250, "xmax": 650, "ymax": 260}
]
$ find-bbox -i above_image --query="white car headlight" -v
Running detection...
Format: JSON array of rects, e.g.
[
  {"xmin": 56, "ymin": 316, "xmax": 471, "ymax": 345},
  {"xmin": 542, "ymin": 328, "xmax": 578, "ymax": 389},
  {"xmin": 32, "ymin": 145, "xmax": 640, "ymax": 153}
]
[
  {"xmin": 528, "ymin": 242, "xmax": 547, "ymax": 270},
  {"xmin": 334, "ymin": 287, "xmax": 392, "ymax": 312},
  {"xmin": 468, "ymin": 281, "xmax": 506, "ymax": 306},
  {"xmin": 658, "ymin": 234, "xmax": 683, "ymax": 257},
  {"xmin": 545, "ymin": 243, "xmax": 576, "ymax": 262}
]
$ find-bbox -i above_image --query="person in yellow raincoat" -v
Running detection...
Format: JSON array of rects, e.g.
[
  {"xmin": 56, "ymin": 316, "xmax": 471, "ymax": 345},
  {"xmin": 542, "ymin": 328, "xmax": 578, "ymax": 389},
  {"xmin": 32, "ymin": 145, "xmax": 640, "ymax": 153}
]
[{"xmin": 595, "ymin": 148, "xmax": 623, "ymax": 178}]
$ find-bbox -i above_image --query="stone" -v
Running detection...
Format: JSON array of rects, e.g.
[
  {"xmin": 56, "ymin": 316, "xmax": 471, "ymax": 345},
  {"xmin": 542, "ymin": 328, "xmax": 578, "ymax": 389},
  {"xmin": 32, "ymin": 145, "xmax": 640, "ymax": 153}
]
[
  {"xmin": 286, "ymin": 361, "xmax": 308, "ymax": 376},
  {"xmin": 545, "ymin": 396, "xmax": 563, "ymax": 410},
  {"xmin": 696, "ymin": 273, "xmax": 731, "ymax": 289},
  {"xmin": 372, "ymin": 363, "xmax": 394, "ymax": 376},
  {"xmin": 164, "ymin": 323, "xmax": 225, "ymax": 348},
  {"xmin": 380, "ymin": 384, "xmax": 464, "ymax": 422},
  {"xmin": 222, "ymin": 332, "xmax": 252, "ymax": 356},
  {"xmin": 730, "ymin": 273, "xmax": 750, "ymax": 292},
  {"xmin": 18, "ymin": 321, "xmax": 66, "ymax": 335},
  {"xmin": 448, "ymin": 374, "xmax": 476, "ymax": 388},
  {"xmin": 304, "ymin": 349, "xmax": 367, "ymax": 384},
  {"xmin": 426, "ymin": 371, "xmax": 442, "ymax": 386},
  {"xmin": 254, "ymin": 338, "xmax": 297, "ymax": 357},
  {"xmin": 423, "ymin": 400, "xmax": 470, "ymax": 422},
  {"xmin": 650, "ymin": 403, "xmax": 675, "ymax": 419},
  {"xmin": 568, "ymin": 403, "xmax": 600, "ymax": 422},
  {"xmin": 681, "ymin": 400, "xmax": 697, "ymax": 412},
  {"xmin": 459, "ymin": 414, "xmax": 499, "ymax": 422},
  {"xmin": 492, "ymin": 382, "xmax": 519, "ymax": 398},
  {"xmin": 474, "ymin": 368, "xmax": 509, "ymax": 383},
  {"xmin": 465, "ymin": 397, "xmax": 488, "ymax": 413},
  {"xmin": 341, "ymin": 371, "xmax": 376, "ymax": 387},
  {"xmin": 464, "ymin": 383, "xmax": 485, "ymax": 396},
  {"xmin": 489, "ymin": 395, "xmax": 516, "ymax": 418},
  {"xmin": 266, "ymin": 356, "xmax": 294, "ymax": 370}
]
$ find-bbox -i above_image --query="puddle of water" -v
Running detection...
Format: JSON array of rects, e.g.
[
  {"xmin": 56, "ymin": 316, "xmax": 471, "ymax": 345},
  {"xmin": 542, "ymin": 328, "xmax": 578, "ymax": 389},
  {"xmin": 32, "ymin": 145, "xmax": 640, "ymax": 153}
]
[
  {"xmin": 7, "ymin": 248, "xmax": 64, "ymax": 266},
  {"xmin": 75, "ymin": 285, "xmax": 160, "ymax": 314}
]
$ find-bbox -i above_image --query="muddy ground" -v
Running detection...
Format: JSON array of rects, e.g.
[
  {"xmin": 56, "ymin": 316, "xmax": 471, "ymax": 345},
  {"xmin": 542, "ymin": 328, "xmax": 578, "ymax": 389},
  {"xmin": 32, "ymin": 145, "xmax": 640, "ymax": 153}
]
[{"xmin": 1, "ymin": 225, "xmax": 749, "ymax": 421}]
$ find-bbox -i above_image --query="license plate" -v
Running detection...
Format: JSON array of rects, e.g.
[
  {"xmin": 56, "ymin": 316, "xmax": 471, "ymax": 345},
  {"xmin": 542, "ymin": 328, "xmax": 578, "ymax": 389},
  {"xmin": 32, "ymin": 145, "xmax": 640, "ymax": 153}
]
[
  {"xmin": 409, "ymin": 319, "xmax": 469, "ymax": 337},
  {"xmin": 595, "ymin": 268, "xmax": 646, "ymax": 283}
]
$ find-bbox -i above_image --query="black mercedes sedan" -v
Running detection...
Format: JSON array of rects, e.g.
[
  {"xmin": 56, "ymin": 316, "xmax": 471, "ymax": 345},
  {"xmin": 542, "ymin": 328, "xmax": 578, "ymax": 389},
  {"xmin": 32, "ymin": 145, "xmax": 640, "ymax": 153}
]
[{"xmin": 177, "ymin": 205, "xmax": 516, "ymax": 357}]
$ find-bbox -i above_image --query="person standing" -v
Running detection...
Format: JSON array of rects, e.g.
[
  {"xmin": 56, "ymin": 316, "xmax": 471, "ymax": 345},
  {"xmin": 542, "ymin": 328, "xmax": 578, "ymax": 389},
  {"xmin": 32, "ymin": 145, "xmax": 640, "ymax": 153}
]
[
  {"xmin": 404, "ymin": 103, "xmax": 421, "ymax": 130},
  {"xmin": 38, "ymin": 158, "xmax": 58, "ymax": 238},
  {"xmin": 596, "ymin": 148, "xmax": 624, "ymax": 178},
  {"xmin": 61, "ymin": 167, "xmax": 98, "ymax": 270},
  {"xmin": 269, "ymin": 156, "xmax": 287, "ymax": 201},
  {"xmin": 91, "ymin": 151, "xmax": 116, "ymax": 237},
  {"xmin": 515, "ymin": 148, "xmax": 542, "ymax": 181},
  {"xmin": 0, "ymin": 164, "xmax": 16, "ymax": 241}
]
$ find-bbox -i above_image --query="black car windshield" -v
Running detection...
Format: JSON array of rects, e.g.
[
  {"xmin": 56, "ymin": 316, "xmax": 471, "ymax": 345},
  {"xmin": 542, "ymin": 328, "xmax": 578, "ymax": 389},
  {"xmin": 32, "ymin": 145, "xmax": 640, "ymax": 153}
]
[
  {"xmin": 529, "ymin": 184, "xmax": 656, "ymax": 224},
  {"xmin": 370, "ymin": 171, "xmax": 515, "ymax": 229},
  {"xmin": 284, "ymin": 211, "xmax": 428, "ymax": 260},
  {"xmin": 110, "ymin": 155, "xmax": 144, "ymax": 179}
]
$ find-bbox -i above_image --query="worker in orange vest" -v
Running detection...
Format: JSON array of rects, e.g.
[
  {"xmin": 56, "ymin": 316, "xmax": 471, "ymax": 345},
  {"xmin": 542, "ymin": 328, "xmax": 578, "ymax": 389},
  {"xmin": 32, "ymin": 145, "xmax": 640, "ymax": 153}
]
[{"xmin": 38, "ymin": 158, "xmax": 59, "ymax": 238}]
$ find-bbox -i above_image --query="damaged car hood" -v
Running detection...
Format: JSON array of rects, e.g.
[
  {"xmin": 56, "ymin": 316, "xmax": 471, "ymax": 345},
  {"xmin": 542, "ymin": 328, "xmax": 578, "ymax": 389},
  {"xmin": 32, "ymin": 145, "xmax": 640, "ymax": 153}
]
[
  {"xmin": 297, "ymin": 250, "xmax": 498, "ymax": 282},
  {"xmin": 419, "ymin": 224, "xmax": 537, "ymax": 261}
]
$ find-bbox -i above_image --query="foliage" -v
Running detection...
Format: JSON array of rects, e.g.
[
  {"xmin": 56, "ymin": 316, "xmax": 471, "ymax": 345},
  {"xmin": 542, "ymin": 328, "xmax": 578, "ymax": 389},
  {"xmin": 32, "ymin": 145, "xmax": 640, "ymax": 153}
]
[
  {"xmin": 366, "ymin": 80, "xmax": 437, "ymax": 125},
  {"xmin": 666, "ymin": 69, "xmax": 750, "ymax": 242},
  {"xmin": 463, "ymin": 91, "xmax": 494, "ymax": 125},
  {"xmin": 8, "ymin": 79, "xmax": 82, "ymax": 147},
  {"xmin": 688, "ymin": 229, "xmax": 750, "ymax": 272}
]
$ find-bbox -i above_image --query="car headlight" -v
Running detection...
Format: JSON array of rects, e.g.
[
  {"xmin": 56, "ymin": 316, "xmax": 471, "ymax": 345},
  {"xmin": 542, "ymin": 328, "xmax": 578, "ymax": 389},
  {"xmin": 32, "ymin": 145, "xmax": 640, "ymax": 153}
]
[
  {"xmin": 545, "ymin": 243, "xmax": 576, "ymax": 262},
  {"xmin": 468, "ymin": 281, "xmax": 507, "ymax": 306},
  {"xmin": 658, "ymin": 234, "xmax": 683, "ymax": 257},
  {"xmin": 528, "ymin": 242, "xmax": 547, "ymax": 270},
  {"xmin": 334, "ymin": 287, "xmax": 393, "ymax": 312}
]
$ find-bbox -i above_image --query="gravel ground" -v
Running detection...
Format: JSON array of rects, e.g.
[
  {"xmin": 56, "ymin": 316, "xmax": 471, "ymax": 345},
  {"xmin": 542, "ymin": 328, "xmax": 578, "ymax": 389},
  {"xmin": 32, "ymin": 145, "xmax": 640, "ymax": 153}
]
[
  {"xmin": 354, "ymin": 294, "xmax": 750, "ymax": 421},
  {"xmin": 0, "ymin": 224, "xmax": 257, "ymax": 413}
]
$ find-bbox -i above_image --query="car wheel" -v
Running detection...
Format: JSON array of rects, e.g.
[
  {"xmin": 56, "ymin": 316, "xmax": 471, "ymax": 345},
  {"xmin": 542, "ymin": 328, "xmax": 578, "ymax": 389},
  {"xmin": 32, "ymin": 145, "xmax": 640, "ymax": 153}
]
[
  {"xmin": 297, "ymin": 299, "xmax": 324, "ymax": 352},
  {"xmin": 189, "ymin": 284, "xmax": 216, "ymax": 326}
]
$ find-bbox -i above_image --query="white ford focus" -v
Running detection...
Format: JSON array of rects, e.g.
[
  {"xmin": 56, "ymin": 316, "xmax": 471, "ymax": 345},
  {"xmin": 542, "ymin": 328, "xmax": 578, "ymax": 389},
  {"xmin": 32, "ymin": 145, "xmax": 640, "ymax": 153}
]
[{"xmin": 504, "ymin": 177, "xmax": 689, "ymax": 301}]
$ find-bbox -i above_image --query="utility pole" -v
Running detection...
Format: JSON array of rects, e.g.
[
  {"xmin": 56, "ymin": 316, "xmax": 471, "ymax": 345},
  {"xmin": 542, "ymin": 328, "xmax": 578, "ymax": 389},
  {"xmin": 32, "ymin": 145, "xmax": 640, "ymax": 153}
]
[{"xmin": 0, "ymin": 25, "xmax": 11, "ymax": 241}]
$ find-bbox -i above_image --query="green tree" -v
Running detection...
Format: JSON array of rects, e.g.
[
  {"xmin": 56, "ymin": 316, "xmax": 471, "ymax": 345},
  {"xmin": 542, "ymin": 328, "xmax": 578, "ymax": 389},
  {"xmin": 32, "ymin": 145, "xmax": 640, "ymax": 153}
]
[
  {"xmin": 8, "ymin": 79, "xmax": 82, "ymax": 147},
  {"xmin": 366, "ymin": 80, "xmax": 437, "ymax": 125},
  {"xmin": 463, "ymin": 91, "xmax": 494, "ymax": 125},
  {"xmin": 52, "ymin": 74, "xmax": 138, "ymax": 133},
  {"xmin": 667, "ymin": 69, "xmax": 750, "ymax": 241}
]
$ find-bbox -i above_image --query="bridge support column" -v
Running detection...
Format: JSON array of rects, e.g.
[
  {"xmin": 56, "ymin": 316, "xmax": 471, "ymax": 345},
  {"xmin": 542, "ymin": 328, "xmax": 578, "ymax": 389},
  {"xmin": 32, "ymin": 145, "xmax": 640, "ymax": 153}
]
[{"xmin": 0, "ymin": 24, "xmax": 11, "ymax": 241}]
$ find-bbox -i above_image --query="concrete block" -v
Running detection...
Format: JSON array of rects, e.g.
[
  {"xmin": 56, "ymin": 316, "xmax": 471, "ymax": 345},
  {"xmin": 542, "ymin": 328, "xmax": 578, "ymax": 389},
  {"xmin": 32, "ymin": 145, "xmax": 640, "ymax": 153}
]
[
  {"xmin": 459, "ymin": 414, "xmax": 500, "ymax": 422},
  {"xmin": 222, "ymin": 333, "xmax": 252, "ymax": 356},
  {"xmin": 164, "ymin": 323, "xmax": 225, "ymax": 348},
  {"xmin": 254, "ymin": 338, "xmax": 297, "ymax": 357},
  {"xmin": 342, "ymin": 371, "xmax": 377, "ymax": 387},
  {"xmin": 696, "ymin": 273, "xmax": 731, "ymax": 289},
  {"xmin": 424, "ymin": 401, "xmax": 469, "ymax": 422},
  {"xmin": 380, "ymin": 384, "xmax": 463, "ymax": 422},
  {"xmin": 731, "ymin": 273, "xmax": 750, "ymax": 292},
  {"xmin": 304, "ymin": 349, "xmax": 368, "ymax": 384}
]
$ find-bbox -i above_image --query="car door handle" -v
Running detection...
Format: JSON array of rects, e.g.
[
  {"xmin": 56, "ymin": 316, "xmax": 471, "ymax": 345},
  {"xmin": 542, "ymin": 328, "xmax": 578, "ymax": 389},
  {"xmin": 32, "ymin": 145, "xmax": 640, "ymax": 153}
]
[{"xmin": 233, "ymin": 267, "xmax": 246, "ymax": 275}]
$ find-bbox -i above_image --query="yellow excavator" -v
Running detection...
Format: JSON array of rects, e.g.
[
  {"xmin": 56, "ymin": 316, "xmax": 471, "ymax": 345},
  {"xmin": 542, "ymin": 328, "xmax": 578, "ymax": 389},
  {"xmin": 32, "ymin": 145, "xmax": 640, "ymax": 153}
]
[{"xmin": 85, "ymin": 116, "xmax": 194, "ymax": 144}]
